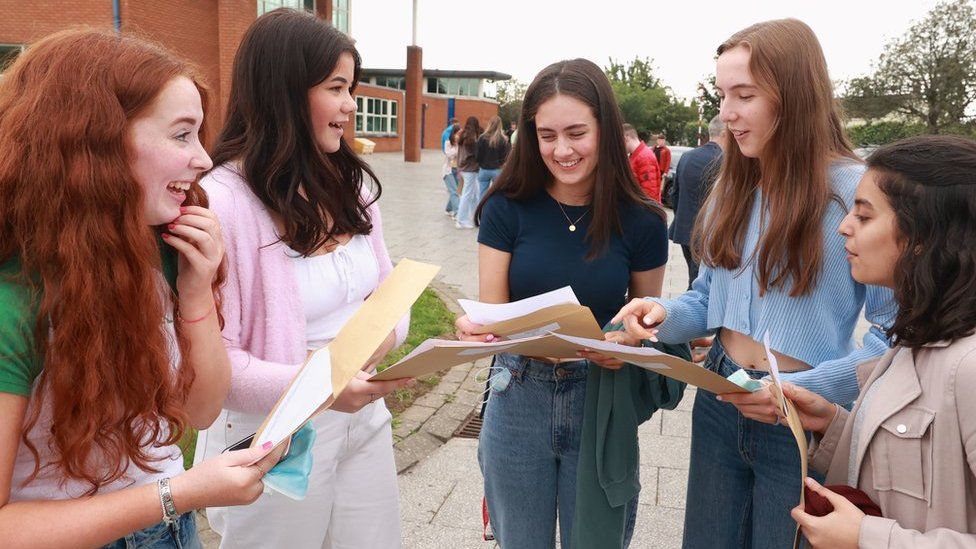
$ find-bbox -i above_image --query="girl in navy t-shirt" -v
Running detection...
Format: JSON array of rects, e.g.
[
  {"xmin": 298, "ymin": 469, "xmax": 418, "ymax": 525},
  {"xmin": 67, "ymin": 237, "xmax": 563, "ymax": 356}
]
[{"xmin": 455, "ymin": 58, "xmax": 669, "ymax": 548}]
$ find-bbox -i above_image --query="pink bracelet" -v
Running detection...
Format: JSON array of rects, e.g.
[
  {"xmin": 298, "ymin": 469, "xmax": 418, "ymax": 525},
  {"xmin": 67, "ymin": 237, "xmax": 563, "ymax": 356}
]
[{"xmin": 178, "ymin": 304, "xmax": 214, "ymax": 324}]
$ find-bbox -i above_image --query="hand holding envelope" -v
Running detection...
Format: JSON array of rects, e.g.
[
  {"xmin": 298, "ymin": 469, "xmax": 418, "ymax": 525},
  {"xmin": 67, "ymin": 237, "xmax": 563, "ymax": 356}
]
[{"xmin": 250, "ymin": 259, "xmax": 440, "ymax": 452}]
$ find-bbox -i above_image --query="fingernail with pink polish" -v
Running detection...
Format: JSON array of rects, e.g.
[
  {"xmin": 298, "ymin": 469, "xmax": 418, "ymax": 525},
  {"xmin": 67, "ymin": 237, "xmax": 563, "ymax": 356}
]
[
  {"xmin": 485, "ymin": 334, "xmax": 495, "ymax": 342},
  {"xmin": 261, "ymin": 441, "xmax": 272, "ymax": 450}
]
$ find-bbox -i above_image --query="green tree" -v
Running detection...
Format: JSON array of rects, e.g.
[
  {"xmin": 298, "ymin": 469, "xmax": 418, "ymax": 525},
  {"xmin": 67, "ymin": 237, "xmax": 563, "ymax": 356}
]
[
  {"xmin": 495, "ymin": 78, "xmax": 527, "ymax": 129},
  {"xmin": 846, "ymin": 0, "xmax": 976, "ymax": 133},
  {"xmin": 605, "ymin": 57, "xmax": 697, "ymax": 144},
  {"xmin": 697, "ymin": 75, "xmax": 720, "ymax": 121}
]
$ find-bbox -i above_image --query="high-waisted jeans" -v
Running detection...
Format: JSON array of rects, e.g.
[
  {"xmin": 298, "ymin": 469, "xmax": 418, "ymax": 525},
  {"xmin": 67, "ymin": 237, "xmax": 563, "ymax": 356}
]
[
  {"xmin": 682, "ymin": 336, "xmax": 821, "ymax": 549},
  {"xmin": 102, "ymin": 511, "xmax": 200, "ymax": 549},
  {"xmin": 478, "ymin": 353, "xmax": 638, "ymax": 548}
]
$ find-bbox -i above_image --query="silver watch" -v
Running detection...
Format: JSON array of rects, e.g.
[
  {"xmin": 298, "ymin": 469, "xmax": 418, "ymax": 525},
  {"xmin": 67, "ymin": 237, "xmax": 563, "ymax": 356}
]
[{"xmin": 156, "ymin": 478, "xmax": 180, "ymax": 525}]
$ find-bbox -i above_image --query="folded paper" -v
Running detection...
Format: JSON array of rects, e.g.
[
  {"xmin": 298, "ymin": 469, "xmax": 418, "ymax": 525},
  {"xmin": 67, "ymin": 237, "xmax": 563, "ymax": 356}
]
[{"xmin": 252, "ymin": 259, "xmax": 440, "ymax": 450}]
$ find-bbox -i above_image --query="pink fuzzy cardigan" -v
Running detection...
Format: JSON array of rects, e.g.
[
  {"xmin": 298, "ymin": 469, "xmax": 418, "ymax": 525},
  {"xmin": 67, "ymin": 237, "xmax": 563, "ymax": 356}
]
[{"xmin": 201, "ymin": 164, "xmax": 409, "ymax": 414}]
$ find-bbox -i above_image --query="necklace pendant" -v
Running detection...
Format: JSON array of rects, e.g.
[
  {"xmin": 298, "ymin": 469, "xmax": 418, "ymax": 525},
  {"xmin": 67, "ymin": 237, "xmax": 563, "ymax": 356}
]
[{"xmin": 569, "ymin": 224, "xmax": 576, "ymax": 232}]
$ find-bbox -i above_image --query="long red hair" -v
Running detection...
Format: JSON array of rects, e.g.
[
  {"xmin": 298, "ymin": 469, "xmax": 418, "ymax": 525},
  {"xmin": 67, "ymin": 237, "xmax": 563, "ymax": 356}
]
[{"xmin": 0, "ymin": 29, "xmax": 217, "ymax": 493}]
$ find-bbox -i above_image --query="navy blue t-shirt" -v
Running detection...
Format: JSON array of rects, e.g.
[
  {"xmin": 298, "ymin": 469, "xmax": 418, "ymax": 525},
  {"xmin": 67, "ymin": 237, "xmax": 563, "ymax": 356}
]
[{"xmin": 478, "ymin": 190, "xmax": 669, "ymax": 326}]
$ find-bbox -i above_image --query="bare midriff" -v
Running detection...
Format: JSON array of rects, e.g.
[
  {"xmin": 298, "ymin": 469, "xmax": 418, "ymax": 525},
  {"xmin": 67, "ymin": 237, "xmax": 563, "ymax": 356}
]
[{"xmin": 719, "ymin": 328, "xmax": 811, "ymax": 373}]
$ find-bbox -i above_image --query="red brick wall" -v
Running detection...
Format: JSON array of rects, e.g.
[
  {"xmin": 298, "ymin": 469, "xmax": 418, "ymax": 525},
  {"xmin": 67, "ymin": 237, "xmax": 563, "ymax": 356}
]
[
  {"xmin": 422, "ymin": 95, "xmax": 499, "ymax": 150},
  {"xmin": 350, "ymin": 83, "xmax": 405, "ymax": 153},
  {"xmin": 0, "ymin": 4, "xmax": 112, "ymax": 44},
  {"xmin": 124, "ymin": 1, "xmax": 223, "ymax": 130}
]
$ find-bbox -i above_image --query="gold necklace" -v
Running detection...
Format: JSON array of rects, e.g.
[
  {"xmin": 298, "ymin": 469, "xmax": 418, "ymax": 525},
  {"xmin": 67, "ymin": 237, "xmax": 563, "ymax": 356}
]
[{"xmin": 553, "ymin": 197, "xmax": 589, "ymax": 232}]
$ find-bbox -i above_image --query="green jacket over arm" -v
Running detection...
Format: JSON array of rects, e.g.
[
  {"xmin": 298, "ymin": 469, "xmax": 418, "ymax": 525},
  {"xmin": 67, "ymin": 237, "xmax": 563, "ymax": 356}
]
[{"xmin": 571, "ymin": 328, "xmax": 689, "ymax": 548}]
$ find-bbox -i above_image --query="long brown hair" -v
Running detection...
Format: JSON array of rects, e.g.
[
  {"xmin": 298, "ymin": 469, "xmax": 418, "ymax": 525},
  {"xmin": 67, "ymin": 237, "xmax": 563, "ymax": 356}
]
[
  {"xmin": 477, "ymin": 58, "xmax": 664, "ymax": 259},
  {"xmin": 482, "ymin": 115, "xmax": 507, "ymax": 148},
  {"xmin": 0, "ymin": 29, "xmax": 218, "ymax": 493},
  {"xmin": 211, "ymin": 9, "xmax": 380, "ymax": 256},
  {"xmin": 694, "ymin": 19, "xmax": 857, "ymax": 296}
]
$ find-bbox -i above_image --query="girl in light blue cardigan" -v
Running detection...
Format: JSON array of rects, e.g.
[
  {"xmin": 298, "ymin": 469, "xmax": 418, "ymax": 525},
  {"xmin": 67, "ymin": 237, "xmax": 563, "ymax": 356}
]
[{"xmin": 612, "ymin": 19, "xmax": 896, "ymax": 549}]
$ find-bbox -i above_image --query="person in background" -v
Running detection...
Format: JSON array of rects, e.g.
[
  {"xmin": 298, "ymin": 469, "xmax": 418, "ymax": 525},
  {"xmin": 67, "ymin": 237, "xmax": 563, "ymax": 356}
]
[
  {"xmin": 0, "ymin": 29, "xmax": 282, "ymax": 548},
  {"xmin": 669, "ymin": 115, "xmax": 724, "ymax": 287},
  {"xmin": 653, "ymin": 133, "xmax": 672, "ymax": 181},
  {"xmin": 441, "ymin": 117, "xmax": 458, "ymax": 150},
  {"xmin": 475, "ymin": 115, "xmax": 512, "ymax": 197},
  {"xmin": 623, "ymin": 123, "xmax": 662, "ymax": 202},
  {"xmin": 611, "ymin": 18, "xmax": 897, "ymax": 549},
  {"xmin": 510, "ymin": 121, "xmax": 519, "ymax": 145},
  {"xmin": 443, "ymin": 124, "xmax": 461, "ymax": 217},
  {"xmin": 454, "ymin": 116, "xmax": 484, "ymax": 229}
]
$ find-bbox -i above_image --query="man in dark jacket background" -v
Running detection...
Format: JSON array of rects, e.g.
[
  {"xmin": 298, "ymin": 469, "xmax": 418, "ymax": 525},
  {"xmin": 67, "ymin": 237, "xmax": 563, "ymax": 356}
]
[{"xmin": 669, "ymin": 115, "xmax": 724, "ymax": 288}]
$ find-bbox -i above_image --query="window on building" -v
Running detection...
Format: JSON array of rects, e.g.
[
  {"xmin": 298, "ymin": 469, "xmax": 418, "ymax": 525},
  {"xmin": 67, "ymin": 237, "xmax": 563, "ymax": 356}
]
[
  {"xmin": 355, "ymin": 96, "xmax": 397, "ymax": 135},
  {"xmin": 373, "ymin": 76, "xmax": 405, "ymax": 90},
  {"xmin": 425, "ymin": 77, "xmax": 480, "ymax": 97},
  {"xmin": 332, "ymin": 0, "xmax": 349, "ymax": 33},
  {"xmin": 0, "ymin": 45, "xmax": 24, "ymax": 73},
  {"xmin": 257, "ymin": 0, "xmax": 314, "ymax": 16}
]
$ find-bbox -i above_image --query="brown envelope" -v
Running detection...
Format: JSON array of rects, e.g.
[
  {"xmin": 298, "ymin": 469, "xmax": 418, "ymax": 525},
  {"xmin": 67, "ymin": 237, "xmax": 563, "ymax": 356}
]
[
  {"xmin": 252, "ymin": 258, "xmax": 440, "ymax": 448},
  {"xmin": 374, "ymin": 331, "xmax": 752, "ymax": 396},
  {"xmin": 471, "ymin": 303, "xmax": 604, "ymax": 340}
]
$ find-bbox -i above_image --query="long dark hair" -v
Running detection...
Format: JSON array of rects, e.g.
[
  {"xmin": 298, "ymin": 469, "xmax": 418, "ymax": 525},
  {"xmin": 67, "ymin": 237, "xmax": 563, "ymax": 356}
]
[
  {"xmin": 868, "ymin": 135, "xmax": 976, "ymax": 348},
  {"xmin": 695, "ymin": 19, "xmax": 857, "ymax": 296},
  {"xmin": 210, "ymin": 8, "xmax": 380, "ymax": 255},
  {"xmin": 459, "ymin": 116, "xmax": 482, "ymax": 149},
  {"xmin": 476, "ymin": 58, "xmax": 663, "ymax": 258}
]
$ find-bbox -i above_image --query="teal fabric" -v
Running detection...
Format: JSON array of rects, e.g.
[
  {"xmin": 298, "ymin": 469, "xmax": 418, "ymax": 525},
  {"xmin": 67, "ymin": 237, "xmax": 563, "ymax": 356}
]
[
  {"xmin": 263, "ymin": 422, "xmax": 317, "ymax": 500},
  {"xmin": 570, "ymin": 324, "xmax": 689, "ymax": 549}
]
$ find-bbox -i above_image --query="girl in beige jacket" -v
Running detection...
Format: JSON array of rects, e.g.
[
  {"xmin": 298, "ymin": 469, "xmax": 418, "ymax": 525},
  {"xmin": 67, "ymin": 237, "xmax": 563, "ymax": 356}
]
[{"xmin": 778, "ymin": 135, "xmax": 976, "ymax": 548}]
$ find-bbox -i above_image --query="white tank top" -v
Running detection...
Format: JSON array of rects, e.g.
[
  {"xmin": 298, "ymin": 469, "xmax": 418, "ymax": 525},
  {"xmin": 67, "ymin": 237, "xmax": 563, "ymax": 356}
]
[{"xmin": 291, "ymin": 234, "xmax": 380, "ymax": 350}]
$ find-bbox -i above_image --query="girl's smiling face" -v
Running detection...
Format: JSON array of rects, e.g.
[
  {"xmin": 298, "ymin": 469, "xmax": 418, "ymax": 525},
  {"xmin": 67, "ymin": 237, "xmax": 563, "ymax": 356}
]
[
  {"xmin": 127, "ymin": 76, "xmax": 212, "ymax": 226},
  {"xmin": 535, "ymin": 93, "xmax": 600, "ymax": 192},
  {"xmin": 715, "ymin": 45, "xmax": 777, "ymax": 159}
]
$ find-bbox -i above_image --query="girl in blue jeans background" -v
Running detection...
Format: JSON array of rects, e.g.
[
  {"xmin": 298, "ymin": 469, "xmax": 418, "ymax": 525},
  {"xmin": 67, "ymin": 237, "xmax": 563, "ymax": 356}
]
[
  {"xmin": 455, "ymin": 58, "xmax": 670, "ymax": 548},
  {"xmin": 611, "ymin": 19, "xmax": 897, "ymax": 549},
  {"xmin": 475, "ymin": 115, "xmax": 511, "ymax": 197}
]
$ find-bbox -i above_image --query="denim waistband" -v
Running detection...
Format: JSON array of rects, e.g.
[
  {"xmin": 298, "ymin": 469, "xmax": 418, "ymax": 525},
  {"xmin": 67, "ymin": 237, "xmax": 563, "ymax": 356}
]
[
  {"xmin": 705, "ymin": 335, "xmax": 768, "ymax": 380},
  {"xmin": 495, "ymin": 353, "xmax": 588, "ymax": 382}
]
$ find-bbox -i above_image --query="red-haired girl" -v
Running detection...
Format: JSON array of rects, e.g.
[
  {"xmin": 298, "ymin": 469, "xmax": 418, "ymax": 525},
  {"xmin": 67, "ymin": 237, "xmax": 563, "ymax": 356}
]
[{"xmin": 0, "ymin": 29, "xmax": 281, "ymax": 548}]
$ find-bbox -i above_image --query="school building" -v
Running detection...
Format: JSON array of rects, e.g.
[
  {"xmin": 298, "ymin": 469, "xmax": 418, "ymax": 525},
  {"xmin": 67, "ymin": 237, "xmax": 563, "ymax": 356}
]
[{"xmin": 0, "ymin": 1, "xmax": 509, "ymax": 153}]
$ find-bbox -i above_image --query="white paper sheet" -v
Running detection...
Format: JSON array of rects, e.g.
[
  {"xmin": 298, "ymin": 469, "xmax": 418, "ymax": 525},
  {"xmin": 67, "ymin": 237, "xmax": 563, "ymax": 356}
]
[
  {"xmin": 458, "ymin": 286, "xmax": 579, "ymax": 324},
  {"xmin": 762, "ymin": 331, "xmax": 788, "ymax": 416},
  {"xmin": 550, "ymin": 333, "xmax": 672, "ymax": 370},
  {"xmin": 255, "ymin": 347, "xmax": 334, "ymax": 448}
]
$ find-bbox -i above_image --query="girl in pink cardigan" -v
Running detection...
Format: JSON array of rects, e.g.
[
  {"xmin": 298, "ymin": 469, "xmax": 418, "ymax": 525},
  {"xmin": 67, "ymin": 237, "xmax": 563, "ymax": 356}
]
[{"xmin": 193, "ymin": 10, "xmax": 412, "ymax": 548}]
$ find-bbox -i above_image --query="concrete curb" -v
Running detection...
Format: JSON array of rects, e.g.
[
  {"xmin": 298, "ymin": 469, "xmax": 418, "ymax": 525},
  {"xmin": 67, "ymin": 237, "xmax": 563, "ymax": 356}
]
[{"xmin": 392, "ymin": 277, "xmax": 487, "ymax": 474}]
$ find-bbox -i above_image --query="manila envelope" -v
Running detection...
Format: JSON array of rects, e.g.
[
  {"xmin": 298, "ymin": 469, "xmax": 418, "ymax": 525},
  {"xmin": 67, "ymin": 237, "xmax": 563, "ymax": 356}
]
[
  {"xmin": 470, "ymin": 303, "xmax": 604, "ymax": 340},
  {"xmin": 375, "ymin": 331, "xmax": 752, "ymax": 396},
  {"xmin": 251, "ymin": 258, "xmax": 440, "ymax": 449}
]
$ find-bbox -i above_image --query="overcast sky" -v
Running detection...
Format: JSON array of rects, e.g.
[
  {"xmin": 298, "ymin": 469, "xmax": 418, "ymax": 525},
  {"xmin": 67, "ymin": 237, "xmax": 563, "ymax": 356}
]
[{"xmin": 349, "ymin": 0, "xmax": 942, "ymax": 101}]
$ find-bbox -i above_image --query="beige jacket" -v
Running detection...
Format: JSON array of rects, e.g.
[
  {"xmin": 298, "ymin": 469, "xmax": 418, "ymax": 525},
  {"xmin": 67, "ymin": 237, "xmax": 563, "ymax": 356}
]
[{"xmin": 810, "ymin": 332, "xmax": 976, "ymax": 548}]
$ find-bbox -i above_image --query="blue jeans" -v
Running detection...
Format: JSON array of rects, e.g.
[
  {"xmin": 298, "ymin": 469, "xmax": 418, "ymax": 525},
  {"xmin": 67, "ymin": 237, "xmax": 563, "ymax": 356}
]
[
  {"xmin": 682, "ymin": 336, "xmax": 821, "ymax": 549},
  {"xmin": 102, "ymin": 511, "xmax": 200, "ymax": 549},
  {"xmin": 478, "ymin": 354, "xmax": 638, "ymax": 548},
  {"xmin": 477, "ymin": 167, "xmax": 501, "ymax": 197},
  {"xmin": 455, "ymin": 170, "xmax": 479, "ymax": 228},
  {"xmin": 443, "ymin": 170, "xmax": 459, "ymax": 214}
]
